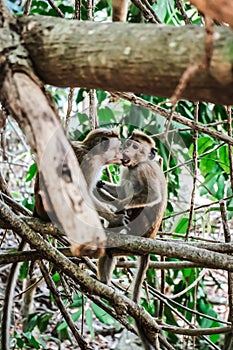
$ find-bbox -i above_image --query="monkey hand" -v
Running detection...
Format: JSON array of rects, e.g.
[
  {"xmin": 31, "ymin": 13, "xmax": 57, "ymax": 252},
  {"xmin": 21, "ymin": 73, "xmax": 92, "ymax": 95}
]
[
  {"xmin": 96, "ymin": 180, "xmax": 104, "ymax": 188},
  {"xmin": 115, "ymin": 210, "xmax": 130, "ymax": 226},
  {"xmin": 107, "ymin": 211, "xmax": 130, "ymax": 228}
]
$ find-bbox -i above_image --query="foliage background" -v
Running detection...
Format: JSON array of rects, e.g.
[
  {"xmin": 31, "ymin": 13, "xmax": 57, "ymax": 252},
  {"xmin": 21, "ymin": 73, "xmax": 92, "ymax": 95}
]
[{"xmin": 0, "ymin": 0, "xmax": 232, "ymax": 349}]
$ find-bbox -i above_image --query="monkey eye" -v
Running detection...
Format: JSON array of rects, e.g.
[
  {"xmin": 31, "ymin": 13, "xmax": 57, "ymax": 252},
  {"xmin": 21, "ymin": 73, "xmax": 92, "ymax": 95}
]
[
  {"xmin": 133, "ymin": 144, "xmax": 139, "ymax": 150},
  {"xmin": 125, "ymin": 140, "xmax": 131, "ymax": 147}
]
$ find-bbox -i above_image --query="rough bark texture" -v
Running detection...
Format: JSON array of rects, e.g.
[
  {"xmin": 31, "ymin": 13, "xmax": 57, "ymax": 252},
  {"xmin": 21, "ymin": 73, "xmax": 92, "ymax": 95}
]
[
  {"xmin": 19, "ymin": 16, "xmax": 233, "ymax": 104},
  {"xmin": 0, "ymin": 3, "xmax": 106, "ymax": 256}
]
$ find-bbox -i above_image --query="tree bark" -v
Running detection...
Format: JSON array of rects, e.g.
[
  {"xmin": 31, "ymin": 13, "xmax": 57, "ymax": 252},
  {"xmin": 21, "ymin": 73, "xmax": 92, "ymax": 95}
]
[
  {"xmin": 18, "ymin": 16, "xmax": 233, "ymax": 104},
  {"xmin": 0, "ymin": 2, "xmax": 106, "ymax": 256}
]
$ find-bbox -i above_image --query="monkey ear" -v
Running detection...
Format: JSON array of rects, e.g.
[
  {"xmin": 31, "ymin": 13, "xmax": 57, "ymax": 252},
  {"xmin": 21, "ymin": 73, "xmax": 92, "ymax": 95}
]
[
  {"xmin": 101, "ymin": 136, "xmax": 110, "ymax": 151},
  {"xmin": 149, "ymin": 147, "xmax": 157, "ymax": 160}
]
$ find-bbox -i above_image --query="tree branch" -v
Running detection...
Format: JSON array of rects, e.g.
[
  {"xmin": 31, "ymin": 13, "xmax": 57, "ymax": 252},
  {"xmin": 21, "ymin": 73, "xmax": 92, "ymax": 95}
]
[
  {"xmin": 18, "ymin": 16, "xmax": 233, "ymax": 104},
  {"xmin": 0, "ymin": 2, "xmax": 106, "ymax": 256}
]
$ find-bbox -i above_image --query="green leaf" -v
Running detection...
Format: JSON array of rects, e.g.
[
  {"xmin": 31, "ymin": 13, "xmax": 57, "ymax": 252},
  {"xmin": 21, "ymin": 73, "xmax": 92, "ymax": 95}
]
[
  {"xmin": 22, "ymin": 197, "xmax": 34, "ymax": 212},
  {"xmin": 16, "ymin": 337, "xmax": 25, "ymax": 348},
  {"xmin": 96, "ymin": 90, "xmax": 107, "ymax": 104},
  {"xmin": 97, "ymin": 106, "xmax": 116, "ymax": 123},
  {"xmin": 85, "ymin": 308, "xmax": 94, "ymax": 339},
  {"xmin": 56, "ymin": 309, "xmax": 82, "ymax": 332},
  {"xmin": 19, "ymin": 261, "xmax": 29, "ymax": 280},
  {"xmin": 56, "ymin": 325, "xmax": 71, "ymax": 341},
  {"xmin": 210, "ymin": 333, "xmax": 220, "ymax": 344},
  {"xmin": 52, "ymin": 272, "xmax": 61, "ymax": 283},
  {"xmin": 200, "ymin": 151, "xmax": 218, "ymax": 176},
  {"xmin": 76, "ymin": 88, "xmax": 89, "ymax": 104},
  {"xmin": 153, "ymin": 0, "xmax": 168, "ymax": 21},
  {"xmin": 189, "ymin": 136, "xmax": 213, "ymax": 158},
  {"xmin": 26, "ymin": 163, "xmax": 37, "ymax": 182},
  {"xmin": 71, "ymin": 293, "xmax": 85, "ymax": 308},
  {"xmin": 59, "ymin": 4, "xmax": 74, "ymax": 14},
  {"xmin": 198, "ymin": 137, "xmax": 214, "ymax": 155},
  {"xmin": 26, "ymin": 333, "xmax": 40, "ymax": 349},
  {"xmin": 37, "ymin": 313, "xmax": 53, "ymax": 332},
  {"xmin": 92, "ymin": 303, "xmax": 119, "ymax": 327},
  {"xmin": 219, "ymin": 145, "xmax": 230, "ymax": 173},
  {"xmin": 77, "ymin": 113, "xmax": 89, "ymax": 124},
  {"xmin": 26, "ymin": 313, "xmax": 39, "ymax": 332},
  {"xmin": 174, "ymin": 217, "xmax": 189, "ymax": 234},
  {"xmin": 215, "ymin": 174, "xmax": 225, "ymax": 199}
]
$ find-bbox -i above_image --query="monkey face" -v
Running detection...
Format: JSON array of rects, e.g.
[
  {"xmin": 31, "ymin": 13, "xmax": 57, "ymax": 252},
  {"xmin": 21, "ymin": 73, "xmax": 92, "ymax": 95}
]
[
  {"xmin": 104, "ymin": 137, "xmax": 123, "ymax": 165},
  {"xmin": 122, "ymin": 139, "xmax": 151, "ymax": 167}
]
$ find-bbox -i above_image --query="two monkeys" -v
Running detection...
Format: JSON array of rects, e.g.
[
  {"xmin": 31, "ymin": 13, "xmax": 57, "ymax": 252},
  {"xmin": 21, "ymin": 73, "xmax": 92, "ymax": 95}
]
[{"xmin": 34, "ymin": 127, "xmax": 167, "ymax": 350}]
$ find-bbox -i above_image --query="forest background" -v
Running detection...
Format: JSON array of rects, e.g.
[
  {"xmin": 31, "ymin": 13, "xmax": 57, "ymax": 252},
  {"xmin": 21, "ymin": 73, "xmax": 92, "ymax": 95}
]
[{"xmin": 0, "ymin": 0, "xmax": 233, "ymax": 349}]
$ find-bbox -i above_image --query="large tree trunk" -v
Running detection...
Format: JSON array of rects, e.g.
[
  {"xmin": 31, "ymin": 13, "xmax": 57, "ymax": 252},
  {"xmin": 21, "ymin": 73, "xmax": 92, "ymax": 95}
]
[{"xmin": 18, "ymin": 16, "xmax": 233, "ymax": 104}]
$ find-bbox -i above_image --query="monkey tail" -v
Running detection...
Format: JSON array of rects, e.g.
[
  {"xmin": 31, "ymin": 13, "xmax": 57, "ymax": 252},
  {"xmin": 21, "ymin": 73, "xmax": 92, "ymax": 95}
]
[
  {"xmin": 132, "ymin": 254, "xmax": 150, "ymax": 303},
  {"xmin": 97, "ymin": 252, "xmax": 116, "ymax": 284},
  {"xmin": 133, "ymin": 254, "xmax": 155, "ymax": 350}
]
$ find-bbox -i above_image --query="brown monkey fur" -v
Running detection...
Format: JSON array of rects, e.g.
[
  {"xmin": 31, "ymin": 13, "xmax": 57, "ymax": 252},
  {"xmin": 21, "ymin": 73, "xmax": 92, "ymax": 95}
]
[
  {"xmin": 33, "ymin": 128, "xmax": 123, "ymax": 224},
  {"xmin": 112, "ymin": 0, "xmax": 128, "ymax": 22},
  {"xmin": 97, "ymin": 130, "xmax": 167, "ymax": 350}
]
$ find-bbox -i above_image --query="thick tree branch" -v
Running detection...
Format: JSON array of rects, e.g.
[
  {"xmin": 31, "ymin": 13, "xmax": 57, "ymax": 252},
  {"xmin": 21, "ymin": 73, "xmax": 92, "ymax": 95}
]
[
  {"xmin": 106, "ymin": 233, "xmax": 233, "ymax": 272},
  {"xmin": 18, "ymin": 16, "xmax": 233, "ymax": 104},
  {"xmin": 0, "ymin": 199, "xmax": 163, "ymax": 347},
  {"xmin": 0, "ymin": 2, "xmax": 106, "ymax": 256}
]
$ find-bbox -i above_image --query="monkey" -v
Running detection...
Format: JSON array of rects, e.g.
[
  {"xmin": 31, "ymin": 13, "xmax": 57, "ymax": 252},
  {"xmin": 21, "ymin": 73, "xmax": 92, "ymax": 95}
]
[
  {"xmin": 33, "ymin": 128, "xmax": 125, "ymax": 226},
  {"xmin": 97, "ymin": 130, "xmax": 167, "ymax": 350},
  {"xmin": 112, "ymin": 0, "xmax": 128, "ymax": 22}
]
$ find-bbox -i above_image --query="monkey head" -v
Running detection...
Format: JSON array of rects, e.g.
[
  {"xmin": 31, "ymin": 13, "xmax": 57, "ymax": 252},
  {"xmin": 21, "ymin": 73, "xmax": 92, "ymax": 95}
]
[
  {"xmin": 83, "ymin": 127, "xmax": 123, "ymax": 165},
  {"xmin": 122, "ymin": 130, "xmax": 157, "ymax": 167}
]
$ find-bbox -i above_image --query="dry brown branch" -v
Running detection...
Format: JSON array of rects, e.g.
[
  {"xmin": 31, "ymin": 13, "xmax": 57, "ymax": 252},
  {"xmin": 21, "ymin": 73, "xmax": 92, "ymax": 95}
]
[
  {"xmin": 161, "ymin": 325, "xmax": 231, "ymax": 336},
  {"xmin": 112, "ymin": 92, "xmax": 233, "ymax": 145},
  {"xmin": 0, "ymin": 199, "xmax": 166, "ymax": 348},
  {"xmin": 18, "ymin": 16, "xmax": 233, "ymax": 105},
  {"xmin": 131, "ymin": 0, "xmax": 159, "ymax": 23},
  {"xmin": 185, "ymin": 102, "xmax": 199, "ymax": 239},
  {"xmin": 39, "ymin": 261, "xmax": 92, "ymax": 350},
  {"xmin": 220, "ymin": 201, "xmax": 233, "ymax": 326},
  {"xmin": 227, "ymin": 106, "xmax": 233, "ymax": 190},
  {"xmin": 0, "ymin": 2, "xmax": 106, "ymax": 256},
  {"xmin": 175, "ymin": 0, "xmax": 191, "ymax": 24}
]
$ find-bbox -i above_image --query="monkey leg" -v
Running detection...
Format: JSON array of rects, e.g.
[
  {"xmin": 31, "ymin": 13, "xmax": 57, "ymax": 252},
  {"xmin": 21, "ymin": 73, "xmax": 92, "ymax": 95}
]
[{"xmin": 97, "ymin": 251, "xmax": 116, "ymax": 284}]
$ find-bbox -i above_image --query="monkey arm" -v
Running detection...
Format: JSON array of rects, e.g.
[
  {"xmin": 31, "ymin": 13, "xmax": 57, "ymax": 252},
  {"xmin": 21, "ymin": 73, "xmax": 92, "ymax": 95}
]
[
  {"xmin": 111, "ymin": 185, "xmax": 163, "ymax": 211},
  {"xmin": 94, "ymin": 186, "xmax": 117, "ymax": 202},
  {"xmin": 99, "ymin": 210, "xmax": 127, "ymax": 228},
  {"xmin": 96, "ymin": 180, "xmax": 124, "ymax": 199}
]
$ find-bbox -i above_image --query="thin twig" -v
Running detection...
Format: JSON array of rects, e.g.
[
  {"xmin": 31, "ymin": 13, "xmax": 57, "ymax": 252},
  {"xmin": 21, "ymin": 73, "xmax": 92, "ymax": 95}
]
[
  {"xmin": 185, "ymin": 102, "xmax": 199, "ymax": 240},
  {"xmin": 111, "ymin": 92, "xmax": 233, "ymax": 145},
  {"xmin": 47, "ymin": 0, "xmax": 65, "ymax": 17},
  {"xmin": 169, "ymin": 269, "xmax": 206, "ymax": 300},
  {"xmin": 152, "ymin": 286, "xmax": 230, "ymax": 326},
  {"xmin": 23, "ymin": 0, "xmax": 32, "ymax": 15},
  {"xmin": 131, "ymin": 0, "xmax": 160, "ymax": 23},
  {"xmin": 65, "ymin": 87, "xmax": 74, "ymax": 133},
  {"xmin": 141, "ymin": 0, "xmax": 162, "ymax": 23},
  {"xmin": 87, "ymin": 0, "xmax": 98, "ymax": 130},
  {"xmin": 1, "ymin": 240, "xmax": 26, "ymax": 350},
  {"xmin": 39, "ymin": 261, "xmax": 93, "ymax": 350},
  {"xmin": 220, "ymin": 201, "xmax": 233, "ymax": 326},
  {"xmin": 161, "ymin": 325, "xmax": 231, "ymax": 336},
  {"xmin": 74, "ymin": 0, "xmax": 81, "ymax": 20},
  {"xmin": 174, "ymin": 0, "xmax": 191, "ymax": 24},
  {"xmin": 0, "ymin": 192, "xmax": 31, "ymax": 216},
  {"xmin": 0, "ymin": 171, "xmax": 11, "ymax": 197},
  {"xmin": 227, "ymin": 106, "xmax": 233, "ymax": 190}
]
